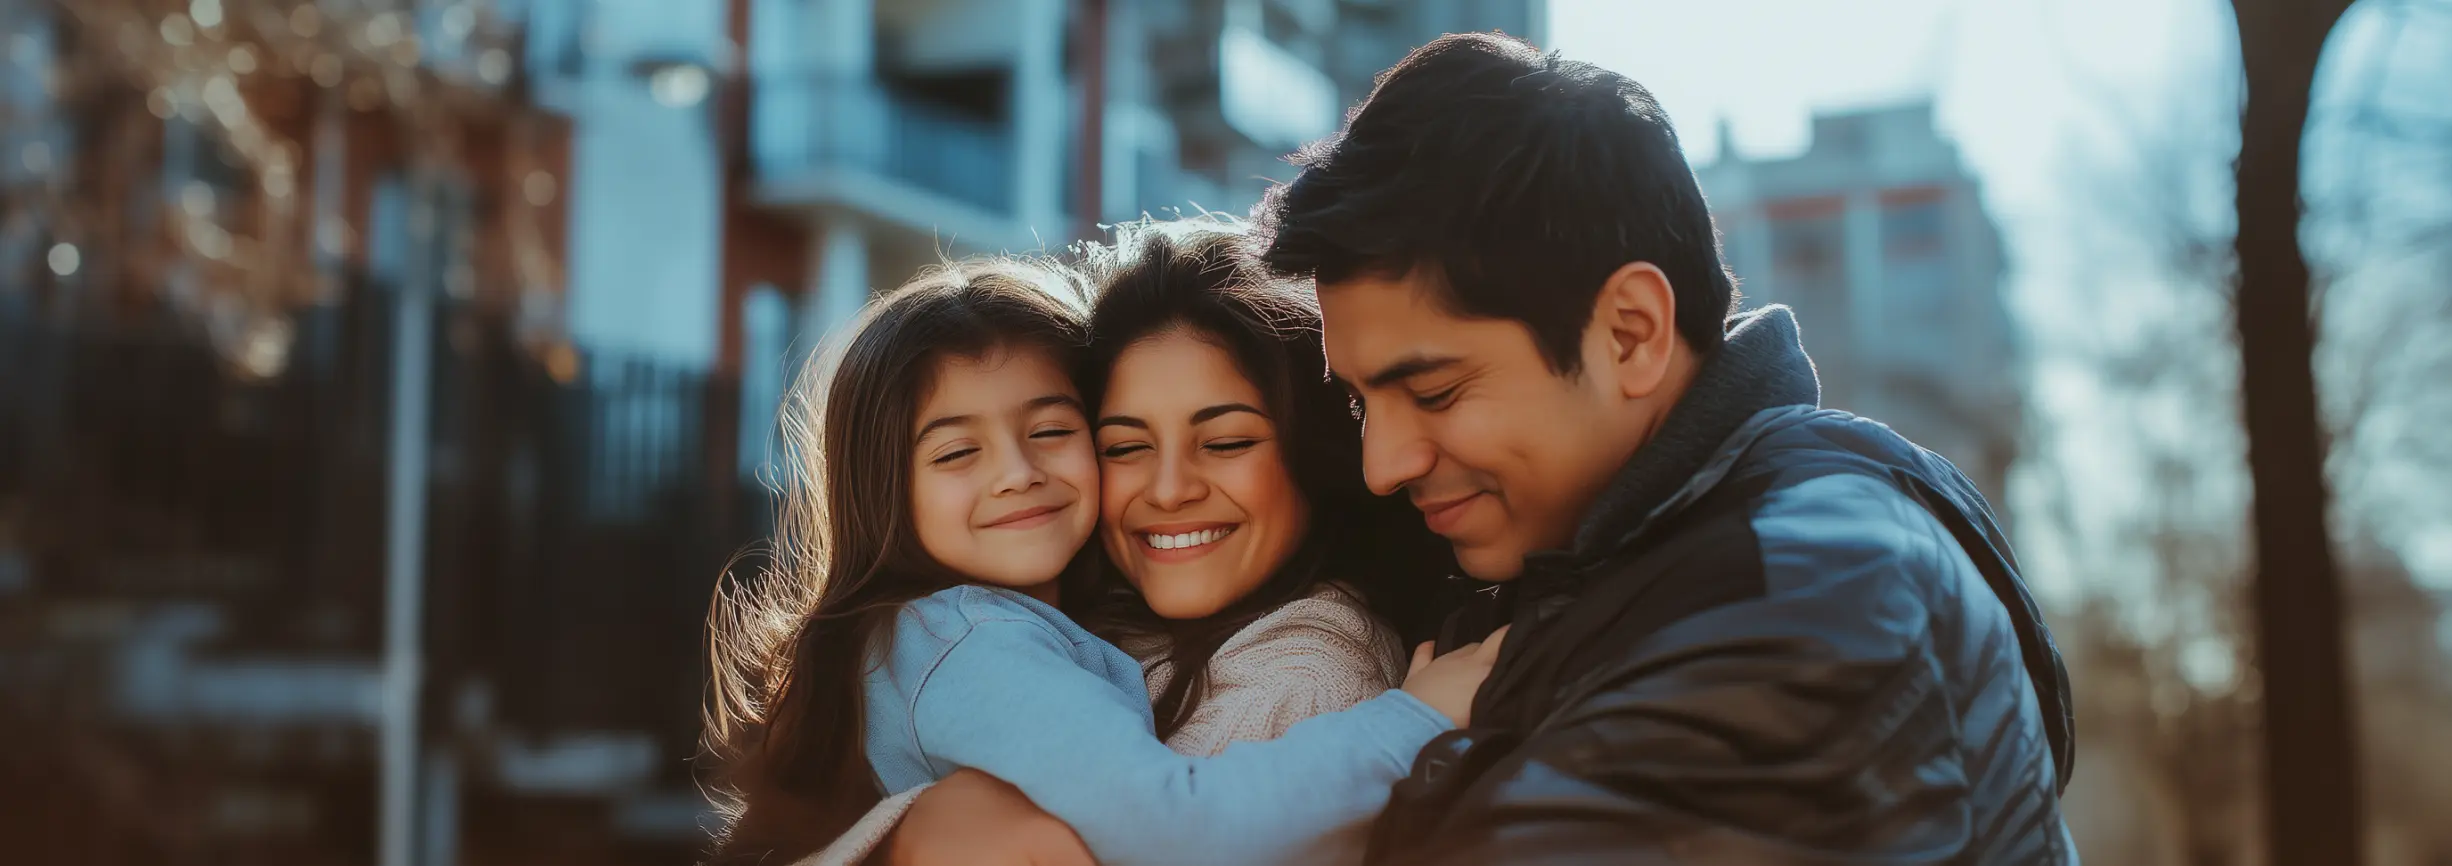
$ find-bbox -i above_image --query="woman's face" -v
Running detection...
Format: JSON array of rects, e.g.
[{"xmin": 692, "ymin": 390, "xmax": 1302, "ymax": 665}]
[
  {"xmin": 908, "ymin": 346, "xmax": 1100, "ymax": 600},
  {"xmin": 1095, "ymin": 328, "xmax": 1310, "ymax": 619}
]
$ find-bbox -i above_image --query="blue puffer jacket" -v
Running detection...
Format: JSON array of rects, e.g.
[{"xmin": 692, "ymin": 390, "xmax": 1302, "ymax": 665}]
[{"xmin": 1368, "ymin": 306, "xmax": 2078, "ymax": 865}]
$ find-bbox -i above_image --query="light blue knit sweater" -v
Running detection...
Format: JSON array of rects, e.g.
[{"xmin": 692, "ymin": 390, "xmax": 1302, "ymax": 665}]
[{"xmin": 861, "ymin": 585, "xmax": 1448, "ymax": 866}]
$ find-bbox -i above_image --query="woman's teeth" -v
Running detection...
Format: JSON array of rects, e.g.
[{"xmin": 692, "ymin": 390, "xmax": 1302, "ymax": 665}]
[{"xmin": 1144, "ymin": 526, "xmax": 1235, "ymax": 550}]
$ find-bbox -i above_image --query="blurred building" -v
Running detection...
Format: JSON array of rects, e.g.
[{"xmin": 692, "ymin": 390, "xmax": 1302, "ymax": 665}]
[
  {"xmin": 532, "ymin": 0, "xmax": 1535, "ymax": 473},
  {"xmin": 1696, "ymin": 102, "xmax": 2022, "ymax": 503},
  {"xmin": 0, "ymin": 1, "xmax": 734, "ymax": 864},
  {"xmin": 1130, "ymin": 0, "xmax": 1542, "ymax": 229},
  {"xmin": 0, "ymin": 1, "xmax": 1535, "ymax": 864},
  {"xmin": 1324, "ymin": 0, "xmax": 1544, "ymax": 109}
]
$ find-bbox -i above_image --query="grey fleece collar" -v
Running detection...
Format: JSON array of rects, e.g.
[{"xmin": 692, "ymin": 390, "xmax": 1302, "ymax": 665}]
[{"xmin": 1562, "ymin": 304, "xmax": 1823, "ymax": 561}]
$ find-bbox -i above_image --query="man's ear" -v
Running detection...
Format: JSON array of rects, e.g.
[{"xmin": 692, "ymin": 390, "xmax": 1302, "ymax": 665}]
[{"xmin": 1587, "ymin": 262, "xmax": 1681, "ymax": 400}]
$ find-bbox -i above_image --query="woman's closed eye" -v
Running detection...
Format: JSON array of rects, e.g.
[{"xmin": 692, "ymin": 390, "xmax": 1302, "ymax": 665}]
[
  {"xmin": 1203, "ymin": 438, "xmax": 1260, "ymax": 455},
  {"xmin": 1099, "ymin": 441, "xmax": 1151, "ymax": 459}
]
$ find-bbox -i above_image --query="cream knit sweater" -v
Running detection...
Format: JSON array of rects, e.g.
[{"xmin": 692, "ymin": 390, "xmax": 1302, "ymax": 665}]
[{"xmin": 806, "ymin": 583, "xmax": 1407, "ymax": 866}]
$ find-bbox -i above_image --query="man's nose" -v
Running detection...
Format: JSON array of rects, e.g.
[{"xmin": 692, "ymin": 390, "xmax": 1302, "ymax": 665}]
[{"xmin": 1359, "ymin": 411, "xmax": 1435, "ymax": 498}]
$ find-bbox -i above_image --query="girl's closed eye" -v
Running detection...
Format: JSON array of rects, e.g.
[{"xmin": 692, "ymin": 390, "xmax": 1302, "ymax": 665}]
[
  {"xmin": 1204, "ymin": 438, "xmax": 1260, "ymax": 455},
  {"xmin": 930, "ymin": 445, "xmax": 980, "ymax": 466}
]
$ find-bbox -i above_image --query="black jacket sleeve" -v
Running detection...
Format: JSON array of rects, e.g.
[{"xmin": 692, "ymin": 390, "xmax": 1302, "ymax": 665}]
[{"xmin": 1390, "ymin": 573, "xmax": 1980, "ymax": 866}]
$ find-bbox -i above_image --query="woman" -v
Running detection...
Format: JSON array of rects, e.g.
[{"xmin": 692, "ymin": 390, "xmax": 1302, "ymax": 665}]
[
  {"xmin": 1073, "ymin": 215, "xmax": 1452, "ymax": 751},
  {"xmin": 809, "ymin": 217, "xmax": 1461, "ymax": 866}
]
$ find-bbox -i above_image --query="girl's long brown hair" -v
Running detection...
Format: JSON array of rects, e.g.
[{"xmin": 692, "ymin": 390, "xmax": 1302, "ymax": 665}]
[
  {"xmin": 1072, "ymin": 217, "xmax": 1453, "ymax": 740},
  {"xmin": 700, "ymin": 258, "xmax": 1092, "ymax": 866}
]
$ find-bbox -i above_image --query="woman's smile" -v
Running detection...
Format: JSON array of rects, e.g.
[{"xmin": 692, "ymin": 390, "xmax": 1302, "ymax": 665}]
[{"xmin": 1137, "ymin": 522, "xmax": 1241, "ymax": 560}]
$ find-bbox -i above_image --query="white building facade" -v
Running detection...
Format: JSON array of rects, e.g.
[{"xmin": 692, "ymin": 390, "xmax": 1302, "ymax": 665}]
[{"xmin": 1697, "ymin": 103, "xmax": 2022, "ymax": 503}]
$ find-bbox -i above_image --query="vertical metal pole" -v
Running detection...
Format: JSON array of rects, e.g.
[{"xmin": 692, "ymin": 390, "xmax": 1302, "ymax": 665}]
[
  {"xmin": 379, "ymin": 171, "xmax": 434, "ymax": 866},
  {"xmin": 1075, "ymin": 0, "xmax": 1107, "ymax": 242}
]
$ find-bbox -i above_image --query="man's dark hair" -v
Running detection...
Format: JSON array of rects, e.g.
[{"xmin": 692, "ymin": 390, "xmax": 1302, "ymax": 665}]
[{"xmin": 1256, "ymin": 32, "xmax": 1736, "ymax": 373}]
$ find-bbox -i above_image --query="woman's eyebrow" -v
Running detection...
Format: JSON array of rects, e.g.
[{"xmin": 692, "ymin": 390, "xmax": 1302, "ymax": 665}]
[{"xmin": 1189, "ymin": 403, "xmax": 1267, "ymax": 424}]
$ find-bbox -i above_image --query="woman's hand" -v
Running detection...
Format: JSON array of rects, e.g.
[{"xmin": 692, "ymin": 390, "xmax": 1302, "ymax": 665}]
[
  {"xmin": 879, "ymin": 769, "xmax": 1093, "ymax": 866},
  {"xmin": 1400, "ymin": 625, "xmax": 1510, "ymax": 727}
]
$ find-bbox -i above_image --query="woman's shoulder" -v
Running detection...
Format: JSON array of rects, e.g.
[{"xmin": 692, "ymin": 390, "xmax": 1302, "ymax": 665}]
[
  {"xmin": 1232, "ymin": 583, "xmax": 1396, "ymax": 648},
  {"xmin": 1213, "ymin": 583, "xmax": 1406, "ymax": 683},
  {"xmin": 1160, "ymin": 583, "xmax": 1410, "ymax": 754}
]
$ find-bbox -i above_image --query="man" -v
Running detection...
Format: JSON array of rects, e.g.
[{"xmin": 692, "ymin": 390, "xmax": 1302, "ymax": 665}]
[{"xmin": 1252, "ymin": 32, "xmax": 2076, "ymax": 865}]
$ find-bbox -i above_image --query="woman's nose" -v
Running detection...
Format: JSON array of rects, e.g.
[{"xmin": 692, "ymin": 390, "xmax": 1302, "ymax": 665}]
[{"xmin": 1145, "ymin": 451, "xmax": 1207, "ymax": 509}]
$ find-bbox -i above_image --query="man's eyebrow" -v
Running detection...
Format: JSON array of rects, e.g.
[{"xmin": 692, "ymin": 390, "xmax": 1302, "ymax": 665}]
[{"xmin": 1362, "ymin": 354, "xmax": 1464, "ymax": 390}]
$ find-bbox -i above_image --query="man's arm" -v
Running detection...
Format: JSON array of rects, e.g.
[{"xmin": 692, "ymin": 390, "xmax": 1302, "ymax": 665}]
[
  {"xmin": 1403, "ymin": 598, "xmax": 1969, "ymax": 865},
  {"xmin": 872, "ymin": 771, "xmax": 1091, "ymax": 866},
  {"xmin": 1391, "ymin": 476, "xmax": 2010, "ymax": 866}
]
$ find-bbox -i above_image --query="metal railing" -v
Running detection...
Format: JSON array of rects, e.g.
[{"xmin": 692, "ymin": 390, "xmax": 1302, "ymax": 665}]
[
  {"xmin": 0, "ymin": 277, "xmax": 765, "ymax": 863},
  {"xmin": 753, "ymin": 76, "xmax": 1016, "ymax": 214}
]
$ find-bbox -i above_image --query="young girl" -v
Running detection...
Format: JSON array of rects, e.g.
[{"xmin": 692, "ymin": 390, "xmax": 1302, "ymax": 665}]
[{"xmin": 703, "ymin": 258, "xmax": 1495, "ymax": 866}]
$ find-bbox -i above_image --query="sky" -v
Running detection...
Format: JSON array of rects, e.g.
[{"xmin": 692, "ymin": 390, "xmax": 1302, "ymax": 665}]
[
  {"xmin": 1547, "ymin": 0, "xmax": 2227, "ymax": 221},
  {"xmin": 1546, "ymin": 0, "xmax": 2452, "ymax": 598}
]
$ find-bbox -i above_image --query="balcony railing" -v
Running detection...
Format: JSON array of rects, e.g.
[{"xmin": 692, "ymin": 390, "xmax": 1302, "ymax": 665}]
[{"xmin": 752, "ymin": 76, "xmax": 1015, "ymax": 215}]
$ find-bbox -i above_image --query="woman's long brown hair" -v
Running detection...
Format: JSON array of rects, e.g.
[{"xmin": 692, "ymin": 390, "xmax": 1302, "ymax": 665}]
[
  {"xmin": 1072, "ymin": 217, "xmax": 1453, "ymax": 740},
  {"xmin": 699, "ymin": 258, "xmax": 1092, "ymax": 866}
]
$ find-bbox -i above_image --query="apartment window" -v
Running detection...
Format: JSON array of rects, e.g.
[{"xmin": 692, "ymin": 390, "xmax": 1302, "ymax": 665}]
[
  {"xmin": 1877, "ymin": 189, "xmax": 1958, "ymax": 369},
  {"xmin": 1767, "ymin": 202, "xmax": 1844, "ymax": 285},
  {"xmin": 1881, "ymin": 188, "xmax": 1948, "ymax": 261},
  {"xmin": 1764, "ymin": 207, "xmax": 1851, "ymax": 371}
]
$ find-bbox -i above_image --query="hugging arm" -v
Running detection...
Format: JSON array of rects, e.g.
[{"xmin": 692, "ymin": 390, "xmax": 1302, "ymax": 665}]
[
  {"xmin": 906, "ymin": 616, "xmax": 1446, "ymax": 866},
  {"xmin": 1383, "ymin": 589, "xmax": 1973, "ymax": 866},
  {"xmin": 879, "ymin": 607, "xmax": 1422, "ymax": 864}
]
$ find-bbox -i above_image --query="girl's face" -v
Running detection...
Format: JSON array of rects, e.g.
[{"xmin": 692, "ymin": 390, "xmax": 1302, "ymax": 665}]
[
  {"xmin": 1094, "ymin": 328, "xmax": 1310, "ymax": 619},
  {"xmin": 909, "ymin": 346, "xmax": 1100, "ymax": 600}
]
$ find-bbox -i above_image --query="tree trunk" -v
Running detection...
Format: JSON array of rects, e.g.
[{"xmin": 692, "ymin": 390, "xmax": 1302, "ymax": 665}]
[{"xmin": 2228, "ymin": 1, "xmax": 2361, "ymax": 863}]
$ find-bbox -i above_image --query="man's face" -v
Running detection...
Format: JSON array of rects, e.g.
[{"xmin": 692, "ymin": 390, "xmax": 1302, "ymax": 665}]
[{"xmin": 1319, "ymin": 272, "xmax": 1647, "ymax": 581}]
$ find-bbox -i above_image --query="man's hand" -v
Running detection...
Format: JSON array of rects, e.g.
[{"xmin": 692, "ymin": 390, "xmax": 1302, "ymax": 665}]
[
  {"xmin": 1402, "ymin": 625, "xmax": 1509, "ymax": 727},
  {"xmin": 878, "ymin": 769, "xmax": 1094, "ymax": 866}
]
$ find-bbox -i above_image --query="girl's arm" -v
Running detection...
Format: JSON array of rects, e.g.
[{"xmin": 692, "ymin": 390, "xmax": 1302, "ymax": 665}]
[{"xmin": 909, "ymin": 615, "xmax": 1448, "ymax": 866}]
